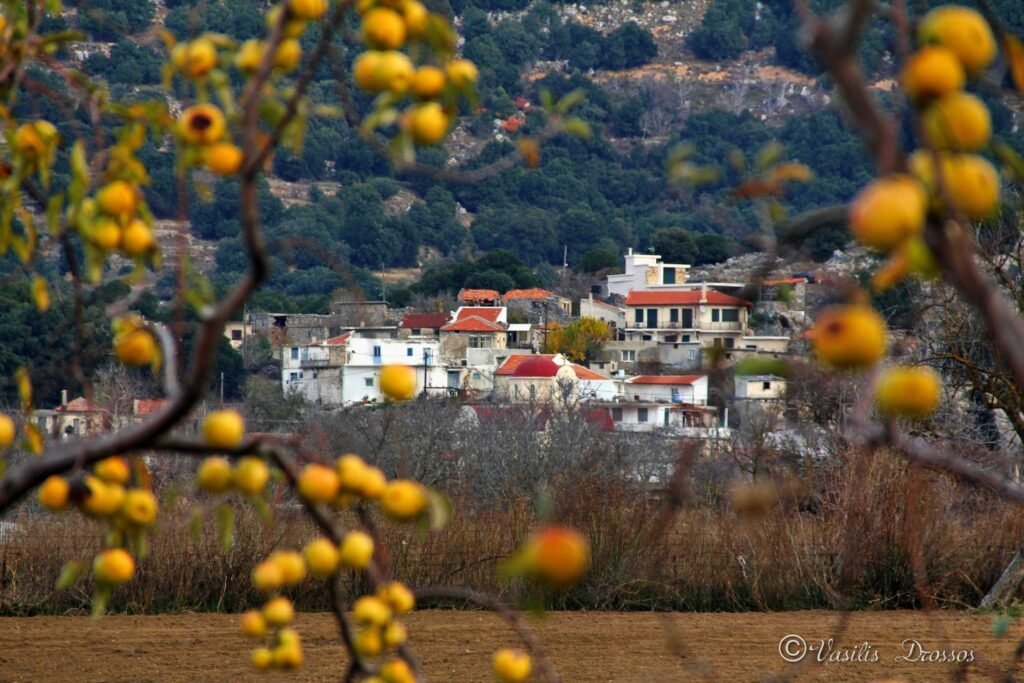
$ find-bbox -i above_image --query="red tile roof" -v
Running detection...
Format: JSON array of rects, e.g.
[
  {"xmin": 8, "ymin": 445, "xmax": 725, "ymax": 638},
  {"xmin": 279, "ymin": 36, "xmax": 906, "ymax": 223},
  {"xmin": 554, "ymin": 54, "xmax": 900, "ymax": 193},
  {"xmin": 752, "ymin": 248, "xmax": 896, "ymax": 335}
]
[
  {"xmin": 454, "ymin": 307, "xmax": 503, "ymax": 322},
  {"xmin": 496, "ymin": 354, "xmax": 610, "ymax": 381},
  {"xmin": 57, "ymin": 397, "xmax": 101, "ymax": 412},
  {"xmin": 441, "ymin": 316, "xmax": 506, "ymax": 332},
  {"xmin": 628, "ymin": 375, "xmax": 705, "ymax": 385},
  {"xmin": 134, "ymin": 399, "xmax": 168, "ymax": 416},
  {"xmin": 458, "ymin": 289, "xmax": 500, "ymax": 303},
  {"xmin": 763, "ymin": 277, "xmax": 809, "ymax": 286},
  {"xmin": 400, "ymin": 313, "xmax": 448, "ymax": 329},
  {"xmin": 324, "ymin": 332, "xmax": 353, "ymax": 346},
  {"xmin": 624, "ymin": 290, "xmax": 751, "ymax": 307},
  {"xmin": 503, "ymin": 288, "xmax": 554, "ymax": 301}
]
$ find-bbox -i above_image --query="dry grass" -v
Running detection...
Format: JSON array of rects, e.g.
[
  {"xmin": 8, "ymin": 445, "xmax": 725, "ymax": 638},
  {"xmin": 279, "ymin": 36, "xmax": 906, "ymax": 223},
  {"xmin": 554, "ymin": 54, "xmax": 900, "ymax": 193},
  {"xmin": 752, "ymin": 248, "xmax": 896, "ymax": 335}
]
[{"xmin": 1, "ymin": 451, "xmax": 1021, "ymax": 615}]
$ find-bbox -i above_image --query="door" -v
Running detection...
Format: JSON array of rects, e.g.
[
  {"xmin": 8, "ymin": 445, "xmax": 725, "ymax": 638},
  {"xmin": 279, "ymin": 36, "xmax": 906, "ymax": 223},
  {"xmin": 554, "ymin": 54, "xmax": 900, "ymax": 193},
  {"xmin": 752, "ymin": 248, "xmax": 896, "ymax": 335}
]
[
  {"xmin": 682, "ymin": 308, "xmax": 693, "ymax": 328},
  {"xmin": 646, "ymin": 308, "xmax": 657, "ymax": 328},
  {"xmin": 447, "ymin": 370, "xmax": 461, "ymax": 389}
]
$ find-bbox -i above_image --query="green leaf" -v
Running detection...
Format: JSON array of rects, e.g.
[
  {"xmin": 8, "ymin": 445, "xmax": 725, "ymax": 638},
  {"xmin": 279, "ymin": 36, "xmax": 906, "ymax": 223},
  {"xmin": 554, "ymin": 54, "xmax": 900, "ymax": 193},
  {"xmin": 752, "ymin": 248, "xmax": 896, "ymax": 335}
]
[
  {"xmin": 55, "ymin": 560, "xmax": 87, "ymax": 590},
  {"xmin": 555, "ymin": 89, "xmax": 586, "ymax": 115},
  {"xmin": 216, "ymin": 503, "xmax": 235, "ymax": 552},
  {"xmin": 560, "ymin": 117, "xmax": 591, "ymax": 139},
  {"xmin": 755, "ymin": 141, "xmax": 784, "ymax": 171},
  {"xmin": 426, "ymin": 488, "xmax": 452, "ymax": 532},
  {"xmin": 91, "ymin": 585, "xmax": 111, "ymax": 619}
]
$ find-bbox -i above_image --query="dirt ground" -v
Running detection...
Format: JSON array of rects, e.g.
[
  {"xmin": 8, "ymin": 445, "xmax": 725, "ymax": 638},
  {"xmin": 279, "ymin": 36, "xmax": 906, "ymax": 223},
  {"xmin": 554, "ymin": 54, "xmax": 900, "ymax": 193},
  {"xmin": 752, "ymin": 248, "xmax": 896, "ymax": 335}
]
[{"xmin": 0, "ymin": 609, "xmax": 1019, "ymax": 682}]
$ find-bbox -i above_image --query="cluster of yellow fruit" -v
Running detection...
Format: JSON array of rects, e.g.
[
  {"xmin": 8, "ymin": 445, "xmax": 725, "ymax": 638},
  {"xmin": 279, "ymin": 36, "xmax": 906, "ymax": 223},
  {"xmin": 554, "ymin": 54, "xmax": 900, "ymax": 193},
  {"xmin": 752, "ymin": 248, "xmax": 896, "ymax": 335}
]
[
  {"xmin": 194, "ymin": 410, "xmax": 273, "ymax": 495},
  {"xmin": 295, "ymin": 452, "xmax": 429, "ymax": 519},
  {"xmin": 810, "ymin": 304, "xmax": 941, "ymax": 419},
  {"xmin": 112, "ymin": 315, "xmax": 161, "ymax": 369},
  {"xmin": 349, "ymin": 585, "xmax": 415, "ymax": 668},
  {"xmin": 352, "ymin": 0, "xmax": 478, "ymax": 146},
  {"xmin": 76, "ymin": 178, "xmax": 157, "ymax": 258},
  {"xmin": 852, "ymin": 5, "xmax": 999, "ymax": 291},
  {"xmin": 12, "ymin": 119, "xmax": 59, "ymax": 175},
  {"xmin": 37, "ymin": 456, "xmax": 158, "ymax": 586}
]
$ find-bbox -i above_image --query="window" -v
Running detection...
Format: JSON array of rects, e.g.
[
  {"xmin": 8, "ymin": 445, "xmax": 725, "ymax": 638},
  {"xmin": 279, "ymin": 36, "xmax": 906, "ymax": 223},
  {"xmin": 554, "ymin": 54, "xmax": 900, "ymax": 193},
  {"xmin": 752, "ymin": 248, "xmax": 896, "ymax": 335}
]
[
  {"xmin": 365, "ymin": 377, "xmax": 374, "ymax": 387},
  {"xmin": 289, "ymin": 372, "xmax": 299, "ymax": 382},
  {"xmin": 722, "ymin": 308, "xmax": 740, "ymax": 323},
  {"xmin": 621, "ymin": 350, "xmax": 636, "ymax": 362},
  {"xmin": 372, "ymin": 345, "xmax": 381, "ymax": 357},
  {"xmin": 469, "ymin": 335, "xmax": 492, "ymax": 348},
  {"xmin": 611, "ymin": 407, "xmax": 622, "ymax": 422},
  {"xmin": 663, "ymin": 409, "xmax": 670, "ymax": 426},
  {"xmin": 411, "ymin": 328, "xmax": 420, "ymax": 335},
  {"xmin": 231, "ymin": 329, "xmax": 242, "ymax": 340},
  {"xmin": 682, "ymin": 335, "xmax": 691, "ymax": 342},
  {"xmin": 290, "ymin": 347, "xmax": 299, "ymax": 360},
  {"xmin": 472, "ymin": 372, "xmax": 481, "ymax": 380},
  {"xmin": 638, "ymin": 408, "xmax": 648, "ymax": 423},
  {"xmin": 407, "ymin": 347, "xmax": 414, "ymax": 356},
  {"xmin": 634, "ymin": 309, "xmax": 643, "ymax": 324},
  {"xmin": 724, "ymin": 337, "xmax": 735, "ymax": 349},
  {"xmin": 597, "ymin": 362, "xmax": 605, "ymax": 369},
  {"xmin": 711, "ymin": 309, "xmax": 720, "ymax": 323},
  {"xmin": 642, "ymin": 334, "xmax": 652, "ymax": 341},
  {"xmin": 663, "ymin": 268, "xmax": 676, "ymax": 284},
  {"xmin": 670, "ymin": 308, "xmax": 679, "ymax": 323},
  {"xmin": 762, "ymin": 381, "xmax": 771, "ymax": 390},
  {"xmin": 529, "ymin": 385, "xmax": 537, "ymax": 399}
]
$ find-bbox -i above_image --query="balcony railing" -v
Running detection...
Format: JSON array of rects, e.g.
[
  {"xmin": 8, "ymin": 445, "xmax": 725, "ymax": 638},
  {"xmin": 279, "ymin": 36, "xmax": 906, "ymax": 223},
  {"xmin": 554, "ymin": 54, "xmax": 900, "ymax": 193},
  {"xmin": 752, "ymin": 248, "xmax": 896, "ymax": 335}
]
[{"xmin": 300, "ymin": 358, "xmax": 332, "ymax": 368}]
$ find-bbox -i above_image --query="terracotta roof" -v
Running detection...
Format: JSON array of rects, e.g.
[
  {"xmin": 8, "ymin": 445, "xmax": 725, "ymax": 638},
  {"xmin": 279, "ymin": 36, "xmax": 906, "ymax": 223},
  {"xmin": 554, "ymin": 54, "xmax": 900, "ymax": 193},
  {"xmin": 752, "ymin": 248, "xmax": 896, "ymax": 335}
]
[
  {"xmin": 503, "ymin": 288, "xmax": 554, "ymax": 301},
  {"xmin": 57, "ymin": 397, "xmax": 100, "ymax": 412},
  {"xmin": 624, "ymin": 290, "xmax": 751, "ymax": 307},
  {"xmin": 496, "ymin": 354, "xmax": 610, "ymax": 381},
  {"xmin": 454, "ymin": 307, "xmax": 503, "ymax": 322},
  {"xmin": 628, "ymin": 375, "xmax": 705, "ymax": 385},
  {"xmin": 441, "ymin": 316, "xmax": 505, "ymax": 332},
  {"xmin": 763, "ymin": 277, "xmax": 809, "ymax": 286},
  {"xmin": 324, "ymin": 332, "xmax": 353, "ymax": 346},
  {"xmin": 458, "ymin": 289, "xmax": 500, "ymax": 302},
  {"xmin": 134, "ymin": 399, "xmax": 168, "ymax": 416},
  {"xmin": 400, "ymin": 313, "xmax": 448, "ymax": 329}
]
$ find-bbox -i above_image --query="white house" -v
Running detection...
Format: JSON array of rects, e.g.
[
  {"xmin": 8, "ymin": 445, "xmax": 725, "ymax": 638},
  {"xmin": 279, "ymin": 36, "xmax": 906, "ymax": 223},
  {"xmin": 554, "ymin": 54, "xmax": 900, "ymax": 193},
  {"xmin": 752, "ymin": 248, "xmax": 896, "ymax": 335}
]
[
  {"xmin": 281, "ymin": 332, "xmax": 351, "ymax": 404},
  {"xmin": 341, "ymin": 337, "xmax": 446, "ymax": 404},
  {"xmin": 735, "ymin": 375, "xmax": 787, "ymax": 400},
  {"xmin": 579, "ymin": 294, "xmax": 626, "ymax": 333},
  {"xmin": 607, "ymin": 248, "xmax": 693, "ymax": 297},
  {"xmin": 493, "ymin": 354, "xmax": 615, "ymax": 403},
  {"xmin": 623, "ymin": 286, "xmax": 753, "ymax": 348},
  {"xmin": 619, "ymin": 375, "xmax": 709, "ymax": 405}
]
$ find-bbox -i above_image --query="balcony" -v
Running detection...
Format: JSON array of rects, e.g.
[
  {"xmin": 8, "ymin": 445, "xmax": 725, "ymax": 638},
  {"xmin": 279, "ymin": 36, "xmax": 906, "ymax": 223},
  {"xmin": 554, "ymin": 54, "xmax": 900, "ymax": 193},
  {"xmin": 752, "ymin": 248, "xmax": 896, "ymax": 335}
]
[
  {"xmin": 702, "ymin": 321, "xmax": 743, "ymax": 331},
  {"xmin": 300, "ymin": 357, "xmax": 332, "ymax": 368}
]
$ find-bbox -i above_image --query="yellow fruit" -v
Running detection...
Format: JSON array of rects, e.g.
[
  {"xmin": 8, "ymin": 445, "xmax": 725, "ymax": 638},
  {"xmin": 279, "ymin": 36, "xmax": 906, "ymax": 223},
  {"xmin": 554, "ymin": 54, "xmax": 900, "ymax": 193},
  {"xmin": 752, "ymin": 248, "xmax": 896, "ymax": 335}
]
[
  {"xmin": 121, "ymin": 219, "xmax": 156, "ymax": 256},
  {"xmin": 524, "ymin": 526, "xmax": 590, "ymax": 588},
  {"xmin": 353, "ymin": 50, "xmax": 414, "ymax": 93},
  {"xmin": 378, "ymin": 581, "xmax": 415, "ymax": 615},
  {"xmin": 445, "ymin": 59, "xmax": 478, "ymax": 88},
  {"xmin": 252, "ymin": 560, "xmax": 285, "ymax": 593},
  {"xmin": 196, "ymin": 456, "xmax": 233, "ymax": 493},
  {"xmin": 82, "ymin": 476, "xmax": 126, "ymax": 517},
  {"xmin": 269, "ymin": 550, "xmax": 307, "ymax": 585},
  {"xmin": 278, "ymin": 627, "xmax": 301, "ymax": 646},
  {"xmin": 303, "ymin": 538, "xmax": 340, "ymax": 578},
  {"xmin": 235, "ymin": 39, "xmax": 265, "ymax": 73},
  {"xmin": 203, "ymin": 410, "xmax": 246, "ymax": 450},
  {"xmin": 380, "ymin": 479, "xmax": 427, "ymax": 521},
  {"xmin": 38, "ymin": 475, "xmax": 70, "ymax": 511},
  {"xmin": 240, "ymin": 609, "xmax": 268, "ymax": 638},
  {"xmin": 234, "ymin": 457, "xmax": 270, "ymax": 494},
  {"xmin": 96, "ymin": 181, "xmax": 137, "ymax": 219},
  {"xmin": 849, "ymin": 174, "xmax": 927, "ymax": 251},
  {"xmin": 204, "ymin": 142, "xmax": 244, "ymax": 176},
  {"xmin": 14, "ymin": 122, "xmax": 47, "ymax": 158},
  {"xmin": 355, "ymin": 628, "xmax": 383, "ymax": 657},
  {"xmin": 380, "ymin": 364, "xmax": 418, "ymax": 400},
  {"xmin": 0, "ymin": 413, "xmax": 12, "ymax": 448},
  {"xmin": 94, "ymin": 456, "xmax": 131, "ymax": 484},
  {"xmin": 263, "ymin": 596, "xmax": 295, "ymax": 627},
  {"xmin": 115, "ymin": 328, "xmax": 158, "ymax": 366},
  {"xmin": 337, "ymin": 453, "xmax": 369, "ymax": 491},
  {"xmin": 297, "ymin": 463, "xmax": 341, "ymax": 503},
  {"xmin": 274, "ymin": 39, "xmax": 303, "ymax": 71},
  {"xmin": 411, "ymin": 66, "xmax": 445, "ymax": 99},
  {"xmin": 945, "ymin": 153, "xmax": 1000, "ymax": 219},
  {"xmin": 93, "ymin": 548, "xmax": 136, "ymax": 585},
  {"xmin": 179, "ymin": 104, "xmax": 226, "ymax": 146},
  {"xmin": 876, "ymin": 365, "xmax": 942, "ymax": 418},
  {"xmin": 121, "ymin": 489, "xmax": 158, "ymax": 526},
  {"xmin": 919, "ymin": 5, "xmax": 996, "ymax": 73},
  {"xmin": 182, "ymin": 39, "xmax": 218, "ymax": 79},
  {"xmin": 90, "ymin": 217, "xmax": 122, "ymax": 251},
  {"xmin": 362, "ymin": 8, "xmax": 407, "ymax": 49},
  {"xmin": 289, "ymin": 0, "xmax": 328, "ymax": 20},
  {"xmin": 401, "ymin": 0, "xmax": 428, "ymax": 37},
  {"xmin": 251, "ymin": 647, "xmax": 274, "ymax": 670},
  {"xmin": 272, "ymin": 641, "xmax": 303, "ymax": 670},
  {"xmin": 870, "ymin": 250, "xmax": 909, "ymax": 293},
  {"xmin": 360, "ymin": 466, "xmax": 387, "ymax": 499},
  {"xmin": 921, "ymin": 92, "xmax": 991, "ymax": 151},
  {"xmin": 405, "ymin": 103, "xmax": 449, "ymax": 146},
  {"xmin": 901, "ymin": 46, "xmax": 964, "ymax": 102},
  {"xmin": 353, "ymin": 595, "xmax": 392, "ymax": 626},
  {"xmin": 382, "ymin": 621, "xmax": 407, "ymax": 648},
  {"xmin": 811, "ymin": 305, "xmax": 888, "ymax": 369},
  {"xmin": 380, "ymin": 657, "xmax": 415, "ymax": 683},
  {"xmin": 493, "ymin": 648, "xmax": 532, "ymax": 683},
  {"xmin": 267, "ymin": 5, "xmax": 310, "ymax": 38},
  {"xmin": 339, "ymin": 531, "xmax": 375, "ymax": 569}
]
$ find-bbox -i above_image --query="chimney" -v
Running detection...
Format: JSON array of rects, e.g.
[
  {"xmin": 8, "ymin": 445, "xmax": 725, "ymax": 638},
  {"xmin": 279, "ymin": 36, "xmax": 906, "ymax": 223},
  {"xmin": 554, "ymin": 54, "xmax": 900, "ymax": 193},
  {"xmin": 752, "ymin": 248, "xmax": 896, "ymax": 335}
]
[
  {"xmin": 700, "ymin": 282, "xmax": 708, "ymax": 304},
  {"xmin": 61, "ymin": 389, "xmax": 67, "ymax": 407},
  {"xmin": 627, "ymin": 247, "xmax": 633, "ymax": 256}
]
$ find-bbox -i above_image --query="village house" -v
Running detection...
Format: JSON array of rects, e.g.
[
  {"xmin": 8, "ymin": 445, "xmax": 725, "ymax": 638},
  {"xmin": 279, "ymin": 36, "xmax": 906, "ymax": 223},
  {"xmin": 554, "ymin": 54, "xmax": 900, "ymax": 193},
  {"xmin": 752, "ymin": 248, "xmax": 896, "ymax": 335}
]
[
  {"xmin": 281, "ymin": 332, "xmax": 351, "ymax": 404},
  {"xmin": 579, "ymin": 293, "xmax": 626, "ymax": 335},
  {"xmin": 439, "ymin": 307, "xmax": 509, "ymax": 366},
  {"xmin": 734, "ymin": 374, "xmax": 787, "ymax": 400},
  {"xmin": 397, "ymin": 312, "xmax": 449, "ymax": 339},
  {"xmin": 493, "ymin": 354, "xmax": 615, "ymax": 403},
  {"xmin": 457, "ymin": 289, "xmax": 501, "ymax": 307},
  {"xmin": 503, "ymin": 288, "xmax": 573, "ymax": 324},
  {"xmin": 341, "ymin": 336, "xmax": 445, "ymax": 404},
  {"xmin": 623, "ymin": 286, "xmax": 752, "ymax": 347},
  {"xmin": 606, "ymin": 248, "xmax": 693, "ymax": 298}
]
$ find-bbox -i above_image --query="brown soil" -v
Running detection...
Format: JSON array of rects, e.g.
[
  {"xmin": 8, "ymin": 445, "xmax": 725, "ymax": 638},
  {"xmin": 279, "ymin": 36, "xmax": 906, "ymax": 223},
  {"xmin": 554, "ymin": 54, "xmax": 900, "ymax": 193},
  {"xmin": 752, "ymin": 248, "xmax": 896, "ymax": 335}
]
[{"xmin": 0, "ymin": 610, "xmax": 1017, "ymax": 682}]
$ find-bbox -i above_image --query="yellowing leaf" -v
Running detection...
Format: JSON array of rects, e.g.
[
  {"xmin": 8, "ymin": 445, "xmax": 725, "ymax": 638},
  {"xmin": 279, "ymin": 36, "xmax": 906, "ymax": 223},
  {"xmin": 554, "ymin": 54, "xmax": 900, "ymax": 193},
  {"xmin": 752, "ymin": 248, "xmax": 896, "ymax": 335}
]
[
  {"xmin": 15, "ymin": 368, "xmax": 32, "ymax": 411},
  {"xmin": 32, "ymin": 275, "xmax": 50, "ymax": 312},
  {"xmin": 769, "ymin": 162, "xmax": 814, "ymax": 184},
  {"xmin": 1006, "ymin": 34, "xmax": 1024, "ymax": 92},
  {"xmin": 25, "ymin": 424, "xmax": 43, "ymax": 455},
  {"xmin": 55, "ymin": 560, "xmax": 88, "ymax": 590}
]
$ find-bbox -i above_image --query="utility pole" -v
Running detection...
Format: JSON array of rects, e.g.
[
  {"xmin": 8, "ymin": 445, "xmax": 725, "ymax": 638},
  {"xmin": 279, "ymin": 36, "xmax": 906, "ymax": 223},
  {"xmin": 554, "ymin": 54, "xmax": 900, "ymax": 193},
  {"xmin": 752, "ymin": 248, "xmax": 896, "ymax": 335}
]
[
  {"xmin": 219, "ymin": 372, "xmax": 224, "ymax": 407},
  {"xmin": 422, "ymin": 347, "xmax": 428, "ymax": 398}
]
